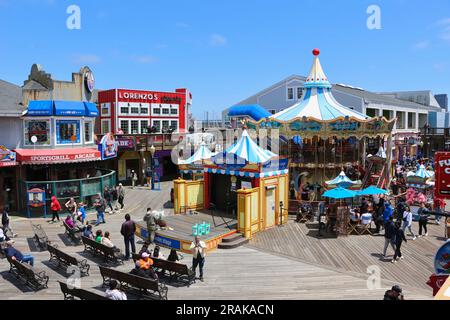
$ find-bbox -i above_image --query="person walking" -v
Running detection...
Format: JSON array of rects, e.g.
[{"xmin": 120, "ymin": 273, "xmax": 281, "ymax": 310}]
[
  {"xmin": 94, "ymin": 194, "xmax": 106, "ymax": 226},
  {"xmin": 382, "ymin": 216, "xmax": 396, "ymax": 259},
  {"xmin": 1, "ymin": 206, "xmax": 17, "ymax": 238},
  {"xmin": 190, "ymin": 235, "xmax": 206, "ymax": 281},
  {"xmin": 65, "ymin": 197, "xmax": 77, "ymax": 219},
  {"xmin": 418, "ymin": 202, "xmax": 430, "ymax": 237},
  {"xmin": 120, "ymin": 214, "xmax": 136, "ymax": 260},
  {"xmin": 402, "ymin": 206, "xmax": 416, "ymax": 240},
  {"xmin": 143, "ymin": 208, "xmax": 157, "ymax": 244},
  {"xmin": 392, "ymin": 221, "xmax": 407, "ymax": 263},
  {"xmin": 50, "ymin": 196, "xmax": 62, "ymax": 223},
  {"xmin": 104, "ymin": 186, "xmax": 114, "ymax": 214},
  {"xmin": 434, "ymin": 197, "xmax": 445, "ymax": 225},
  {"xmin": 117, "ymin": 183, "xmax": 125, "ymax": 210},
  {"xmin": 131, "ymin": 170, "xmax": 138, "ymax": 188}
]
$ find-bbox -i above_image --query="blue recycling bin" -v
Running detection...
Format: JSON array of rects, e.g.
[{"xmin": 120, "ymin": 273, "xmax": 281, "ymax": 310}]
[{"xmin": 205, "ymin": 222, "xmax": 211, "ymax": 235}]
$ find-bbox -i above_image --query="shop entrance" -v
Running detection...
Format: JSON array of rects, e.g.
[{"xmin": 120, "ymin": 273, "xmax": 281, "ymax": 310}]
[
  {"xmin": 161, "ymin": 156, "xmax": 178, "ymax": 181},
  {"xmin": 210, "ymin": 173, "xmax": 252, "ymax": 217},
  {"xmin": 125, "ymin": 159, "xmax": 140, "ymax": 184}
]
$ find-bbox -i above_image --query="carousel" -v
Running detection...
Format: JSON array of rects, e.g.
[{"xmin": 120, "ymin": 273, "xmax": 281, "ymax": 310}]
[{"xmin": 246, "ymin": 49, "xmax": 396, "ymax": 200}]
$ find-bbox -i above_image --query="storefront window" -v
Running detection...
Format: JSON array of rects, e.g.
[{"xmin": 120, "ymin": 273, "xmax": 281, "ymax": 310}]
[
  {"xmin": 141, "ymin": 120, "xmax": 149, "ymax": 133},
  {"xmin": 170, "ymin": 120, "xmax": 178, "ymax": 131},
  {"xmin": 85, "ymin": 121, "xmax": 93, "ymax": 143},
  {"xmin": 153, "ymin": 120, "xmax": 161, "ymax": 133},
  {"xmin": 56, "ymin": 120, "xmax": 81, "ymax": 144},
  {"xmin": 131, "ymin": 120, "xmax": 139, "ymax": 134},
  {"xmin": 24, "ymin": 119, "xmax": 51, "ymax": 146},
  {"xmin": 162, "ymin": 120, "xmax": 170, "ymax": 131},
  {"xmin": 120, "ymin": 120, "xmax": 129, "ymax": 134},
  {"xmin": 101, "ymin": 120, "xmax": 111, "ymax": 134}
]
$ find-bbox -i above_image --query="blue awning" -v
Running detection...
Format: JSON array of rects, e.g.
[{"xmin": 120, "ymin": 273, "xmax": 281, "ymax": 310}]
[
  {"xmin": 84, "ymin": 102, "xmax": 99, "ymax": 117},
  {"xmin": 27, "ymin": 100, "xmax": 53, "ymax": 116},
  {"xmin": 54, "ymin": 101, "xmax": 86, "ymax": 116}
]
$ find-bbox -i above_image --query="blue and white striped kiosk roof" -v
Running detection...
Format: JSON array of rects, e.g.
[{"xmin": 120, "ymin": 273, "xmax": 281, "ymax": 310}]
[
  {"xmin": 325, "ymin": 171, "xmax": 360, "ymax": 188},
  {"xmin": 178, "ymin": 142, "xmax": 216, "ymax": 165},
  {"xmin": 271, "ymin": 49, "xmax": 368, "ymax": 122},
  {"xmin": 414, "ymin": 165, "xmax": 434, "ymax": 179},
  {"xmin": 225, "ymin": 129, "xmax": 277, "ymax": 164}
]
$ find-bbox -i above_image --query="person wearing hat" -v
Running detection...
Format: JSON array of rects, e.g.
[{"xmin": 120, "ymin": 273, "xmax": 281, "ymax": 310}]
[
  {"xmin": 4, "ymin": 241, "xmax": 35, "ymax": 266},
  {"xmin": 383, "ymin": 285, "xmax": 404, "ymax": 300},
  {"xmin": 138, "ymin": 252, "xmax": 159, "ymax": 281}
]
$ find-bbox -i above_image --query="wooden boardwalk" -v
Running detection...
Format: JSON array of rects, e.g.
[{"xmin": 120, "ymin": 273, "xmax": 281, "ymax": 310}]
[
  {"xmin": 248, "ymin": 216, "xmax": 445, "ymax": 292},
  {"xmin": 0, "ymin": 182, "xmax": 434, "ymax": 300}
]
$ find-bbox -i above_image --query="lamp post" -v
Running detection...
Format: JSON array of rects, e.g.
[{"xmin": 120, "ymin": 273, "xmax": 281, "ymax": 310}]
[
  {"xmin": 279, "ymin": 201, "xmax": 284, "ymax": 227},
  {"xmin": 150, "ymin": 145, "xmax": 156, "ymax": 190}
]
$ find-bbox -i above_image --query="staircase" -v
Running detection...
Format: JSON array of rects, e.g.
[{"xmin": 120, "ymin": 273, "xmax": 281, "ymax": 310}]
[{"xmin": 218, "ymin": 233, "xmax": 249, "ymax": 249}]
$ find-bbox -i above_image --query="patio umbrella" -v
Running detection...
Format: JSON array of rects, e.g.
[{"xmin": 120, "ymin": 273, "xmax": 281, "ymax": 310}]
[
  {"xmin": 322, "ymin": 187, "xmax": 357, "ymax": 199},
  {"xmin": 357, "ymin": 185, "xmax": 388, "ymax": 196}
]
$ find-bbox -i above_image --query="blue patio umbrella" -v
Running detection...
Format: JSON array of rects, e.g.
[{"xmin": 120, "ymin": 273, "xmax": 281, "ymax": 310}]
[
  {"xmin": 322, "ymin": 187, "xmax": 357, "ymax": 199},
  {"xmin": 357, "ymin": 185, "xmax": 388, "ymax": 196}
]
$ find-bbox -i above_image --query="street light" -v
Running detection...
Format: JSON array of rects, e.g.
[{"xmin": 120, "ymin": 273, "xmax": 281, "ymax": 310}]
[{"xmin": 150, "ymin": 145, "xmax": 156, "ymax": 190}]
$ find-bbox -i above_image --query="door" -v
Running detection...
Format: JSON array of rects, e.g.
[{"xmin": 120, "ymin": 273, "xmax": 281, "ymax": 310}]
[{"xmin": 266, "ymin": 188, "xmax": 276, "ymax": 228}]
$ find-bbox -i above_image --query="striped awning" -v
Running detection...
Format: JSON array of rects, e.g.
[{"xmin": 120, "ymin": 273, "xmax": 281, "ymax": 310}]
[
  {"xmin": 205, "ymin": 167, "xmax": 288, "ymax": 178},
  {"xmin": 224, "ymin": 129, "xmax": 276, "ymax": 164},
  {"xmin": 178, "ymin": 142, "xmax": 216, "ymax": 165}
]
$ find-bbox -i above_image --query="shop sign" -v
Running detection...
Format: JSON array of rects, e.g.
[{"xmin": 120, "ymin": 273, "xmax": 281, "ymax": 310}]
[
  {"xmin": 117, "ymin": 136, "xmax": 136, "ymax": 150},
  {"xmin": 0, "ymin": 146, "xmax": 17, "ymax": 167},
  {"xmin": 118, "ymin": 91, "xmax": 159, "ymax": 101},
  {"xmin": 28, "ymin": 153, "xmax": 100, "ymax": 163},
  {"xmin": 27, "ymin": 188, "xmax": 46, "ymax": 208},
  {"xmin": 435, "ymin": 152, "xmax": 450, "ymax": 199},
  {"xmin": 98, "ymin": 132, "xmax": 119, "ymax": 160},
  {"xmin": 84, "ymin": 71, "xmax": 95, "ymax": 93},
  {"xmin": 161, "ymin": 96, "xmax": 182, "ymax": 104}
]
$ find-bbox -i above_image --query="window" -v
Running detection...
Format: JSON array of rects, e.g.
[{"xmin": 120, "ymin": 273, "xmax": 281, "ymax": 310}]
[
  {"xmin": 297, "ymin": 87, "xmax": 303, "ymax": 100},
  {"xmin": 130, "ymin": 106, "xmax": 140, "ymax": 114},
  {"xmin": 153, "ymin": 108, "xmax": 161, "ymax": 115},
  {"xmin": 152, "ymin": 120, "xmax": 161, "ymax": 133},
  {"xmin": 170, "ymin": 108, "xmax": 178, "ymax": 115},
  {"xmin": 101, "ymin": 119, "xmax": 111, "ymax": 134},
  {"xmin": 24, "ymin": 119, "xmax": 51, "ymax": 146},
  {"xmin": 140, "ymin": 106, "xmax": 149, "ymax": 115},
  {"xmin": 131, "ymin": 120, "xmax": 139, "ymax": 134},
  {"xmin": 120, "ymin": 120, "xmax": 129, "ymax": 134},
  {"xmin": 101, "ymin": 103, "xmax": 110, "ymax": 116},
  {"xmin": 366, "ymin": 108, "xmax": 377, "ymax": 117},
  {"xmin": 408, "ymin": 112, "xmax": 416, "ymax": 129},
  {"xmin": 120, "ymin": 106, "xmax": 129, "ymax": 114},
  {"xmin": 269, "ymin": 109, "xmax": 276, "ymax": 115},
  {"xmin": 162, "ymin": 108, "xmax": 170, "ymax": 115},
  {"xmin": 84, "ymin": 121, "xmax": 93, "ymax": 143},
  {"xmin": 287, "ymin": 87, "xmax": 294, "ymax": 100},
  {"xmin": 396, "ymin": 111, "xmax": 405, "ymax": 130},
  {"xmin": 170, "ymin": 120, "xmax": 178, "ymax": 131},
  {"xmin": 56, "ymin": 120, "xmax": 81, "ymax": 144},
  {"xmin": 140, "ymin": 120, "xmax": 149, "ymax": 134},
  {"xmin": 162, "ymin": 120, "xmax": 170, "ymax": 132}
]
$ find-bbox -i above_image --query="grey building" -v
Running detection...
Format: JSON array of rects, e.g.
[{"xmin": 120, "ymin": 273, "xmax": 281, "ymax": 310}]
[{"xmin": 0, "ymin": 80, "xmax": 25, "ymax": 150}]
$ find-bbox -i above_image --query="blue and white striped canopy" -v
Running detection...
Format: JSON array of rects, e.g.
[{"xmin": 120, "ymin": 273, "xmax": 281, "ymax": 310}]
[
  {"xmin": 271, "ymin": 52, "xmax": 367, "ymax": 122},
  {"xmin": 178, "ymin": 142, "xmax": 216, "ymax": 165},
  {"xmin": 325, "ymin": 171, "xmax": 360, "ymax": 188},
  {"xmin": 225, "ymin": 130, "xmax": 277, "ymax": 164},
  {"xmin": 414, "ymin": 165, "xmax": 434, "ymax": 179}
]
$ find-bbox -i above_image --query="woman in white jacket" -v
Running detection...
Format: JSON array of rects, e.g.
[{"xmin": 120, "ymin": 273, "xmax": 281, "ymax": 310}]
[{"xmin": 402, "ymin": 206, "xmax": 416, "ymax": 240}]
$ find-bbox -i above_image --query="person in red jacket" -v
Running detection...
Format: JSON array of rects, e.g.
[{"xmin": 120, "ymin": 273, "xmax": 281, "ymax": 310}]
[{"xmin": 50, "ymin": 196, "xmax": 62, "ymax": 223}]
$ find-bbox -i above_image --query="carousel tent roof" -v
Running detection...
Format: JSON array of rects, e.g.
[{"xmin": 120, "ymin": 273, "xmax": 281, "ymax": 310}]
[
  {"xmin": 225, "ymin": 129, "xmax": 277, "ymax": 164},
  {"xmin": 271, "ymin": 49, "xmax": 368, "ymax": 122},
  {"xmin": 178, "ymin": 142, "xmax": 216, "ymax": 165},
  {"xmin": 414, "ymin": 165, "xmax": 434, "ymax": 179},
  {"xmin": 325, "ymin": 171, "xmax": 360, "ymax": 188}
]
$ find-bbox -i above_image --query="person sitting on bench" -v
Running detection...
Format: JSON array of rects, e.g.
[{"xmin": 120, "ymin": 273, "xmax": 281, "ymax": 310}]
[
  {"xmin": 65, "ymin": 215, "xmax": 83, "ymax": 233},
  {"xmin": 152, "ymin": 246, "xmax": 165, "ymax": 260},
  {"xmin": 105, "ymin": 280, "xmax": 127, "ymax": 300},
  {"xmin": 138, "ymin": 242, "xmax": 152, "ymax": 257},
  {"xmin": 167, "ymin": 249, "xmax": 182, "ymax": 263},
  {"xmin": 135, "ymin": 252, "xmax": 159, "ymax": 281},
  {"xmin": 4, "ymin": 241, "xmax": 35, "ymax": 266},
  {"xmin": 0, "ymin": 226, "xmax": 10, "ymax": 243},
  {"xmin": 83, "ymin": 225, "xmax": 94, "ymax": 240},
  {"xmin": 101, "ymin": 231, "xmax": 121, "ymax": 253}
]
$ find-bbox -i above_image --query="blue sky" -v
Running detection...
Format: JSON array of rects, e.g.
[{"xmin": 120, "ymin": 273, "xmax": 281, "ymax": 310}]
[{"xmin": 0, "ymin": 0, "xmax": 449, "ymax": 119}]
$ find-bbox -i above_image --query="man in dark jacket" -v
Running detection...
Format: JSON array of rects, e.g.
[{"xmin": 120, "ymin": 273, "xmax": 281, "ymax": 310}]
[
  {"xmin": 392, "ymin": 221, "xmax": 407, "ymax": 263},
  {"xmin": 383, "ymin": 285, "xmax": 404, "ymax": 300},
  {"xmin": 120, "ymin": 214, "xmax": 136, "ymax": 260},
  {"xmin": 382, "ymin": 216, "xmax": 396, "ymax": 258}
]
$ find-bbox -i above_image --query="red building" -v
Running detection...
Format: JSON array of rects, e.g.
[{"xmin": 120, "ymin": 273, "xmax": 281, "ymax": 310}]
[
  {"xmin": 97, "ymin": 88, "xmax": 192, "ymax": 184},
  {"xmin": 97, "ymin": 88, "xmax": 192, "ymax": 135}
]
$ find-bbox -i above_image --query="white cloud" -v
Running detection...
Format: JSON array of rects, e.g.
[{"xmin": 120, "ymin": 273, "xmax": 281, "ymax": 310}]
[
  {"xmin": 413, "ymin": 40, "xmax": 430, "ymax": 50},
  {"xmin": 436, "ymin": 18, "xmax": 450, "ymax": 43},
  {"xmin": 72, "ymin": 54, "xmax": 101, "ymax": 64},
  {"xmin": 210, "ymin": 34, "xmax": 227, "ymax": 47},
  {"xmin": 131, "ymin": 55, "xmax": 157, "ymax": 64}
]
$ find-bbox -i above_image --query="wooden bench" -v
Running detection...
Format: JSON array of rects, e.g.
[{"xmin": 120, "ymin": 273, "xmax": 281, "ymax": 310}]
[
  {"xmin": 81, "ymin": 236, "xmax": 123, "ymax": 264},
  {"xmin": 152, "ymin": 257, "xmax": 196, "ymax": 286},
  {"xmin": 99, "ymin": 265, "xmax": 168, "ymax": 300},
  {"xmin": 48, "ymin": 243, "xmax": 90, "ymax": 276},
  {"xmin": 63, "ymin": 221, "xmax": 82, "ymax": 244},
  {"xmin": 58, "ymin": 281, "xmax": 109, "ymax": 300},
  {"xmin": 31, "ymin": 224, "xmax": 49, "ymax": 250},
  {"xmin": 6, "ymin": 256, "xmax": 49, "ymax": 290}
]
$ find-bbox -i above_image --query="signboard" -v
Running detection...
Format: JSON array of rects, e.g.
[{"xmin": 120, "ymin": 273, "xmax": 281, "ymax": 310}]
[
  {"xmin": 117, "ymin": 136, "xmax": 136, "ymax": 150},
  {"xmin": 0, "ymin": 146, "xmax": 17, "ymax": 167},
  {"xmin": 98, "ymin": 132, "xmax": 119, "ymax": 160},
  {"xmin": 434, "ymin": 241, "xmax": 450, "ymax": 275},
  {"xmin": 85, "ymin": 71, "xmax": 95, "ymax": 92},
  {"xmin": 22, "ymin": 152, "xmax": 101, "ymax": 164},
  {"xmin": 138, "ymin": 228, "xmax": 182, "ymax": 250},
  {"xmin": 435, "ymin": 152, "xmax": 450, "ymax": 199},
  {"xmin": 27, "ymin": 188, "xmax": 47, "ymax": 218}
]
